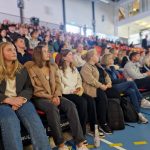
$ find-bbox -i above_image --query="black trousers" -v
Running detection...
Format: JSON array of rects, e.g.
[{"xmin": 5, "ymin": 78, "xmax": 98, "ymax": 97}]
[
  {"xmin": 32, "ymin": 97, "xmax": 84, "ymax": 146},
  {"xmin": 83, "ymin": 94, "xmax": 97, "ymax": 132},
  {"xmin": 135, "ymin": 77, "xmax": 150, "ymax": 90},
  {"xmin": 0, "ymin": 137, "xmax": 4, "ymax": 150},
  {"xmin": 63, "ymin": 94, "xmax": 87, "ymax": 135},
  {"xmin": 105, "ymin": 88, "xmax": 121, "ymax": 99},
  {"xmin": 96, "ymin": 89, "xmax": 108, "ymax": 125}
]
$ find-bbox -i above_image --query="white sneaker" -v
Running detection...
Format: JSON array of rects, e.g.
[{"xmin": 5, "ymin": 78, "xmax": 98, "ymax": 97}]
[
  {"xmin": 58, "ymin": 145, "xmax": 69, "ymax": 150},
  {"xmin": 141, "ymin": 99, "xmax": 150, "ymax": 108},
  {"xmin": 138, "ymin": 113, "xmax": 148, "ymax": 124},
  {"xmin": 76, "ymin": 144, "xmax": 89, "ymax": 150},
  {"xmin": 88, "ymin": 130, "xmax": 105, "ymax": 138}
]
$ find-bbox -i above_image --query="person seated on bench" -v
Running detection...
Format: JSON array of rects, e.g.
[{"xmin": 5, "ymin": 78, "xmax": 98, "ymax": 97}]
[
  {"xmin": 0, "ymin": 42, "xmax": 50, "ymax": 150},
  {"xmin": 58, "ymin": 49, "xmax": 104, "ymax": 137},
  {"xmin": 80, "ymin": 49, "xmax": 113, "ymax": 134},
  {"xmin": 124, "ymin": 52, "xmax": 150, "ymax": 90},
  {"xmin": 102, "ymin": 53, "xmax": 150, "ymax": 124},
  {"xmin": 73, "ymin": 43, "xmax": 86, "ymax": 68},
  {"xmin": 14, "ymin": 36, "xmax": 32, "ymax": 65},
  {"xmin": 25, "ymin": 43, "xmax": 88, "ymax": 150}
]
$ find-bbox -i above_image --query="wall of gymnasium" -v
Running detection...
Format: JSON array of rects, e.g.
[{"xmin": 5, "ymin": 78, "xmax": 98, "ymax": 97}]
[
  {"xmin": 0, "ymin": 0, "xmax": 115, "ymax": 35},
  {"xmin": 65, "ymin": 0, "xmax": 92, "ymax": 28},
  {"xmin": 95, "ymin": 2, "xmax": 115, "ymax": 35}
]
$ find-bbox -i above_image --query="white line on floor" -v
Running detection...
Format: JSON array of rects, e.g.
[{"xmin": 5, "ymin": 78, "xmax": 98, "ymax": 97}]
[{"xmin": 101, "ymin": 139, "xmax": 127, "ymax": 150}]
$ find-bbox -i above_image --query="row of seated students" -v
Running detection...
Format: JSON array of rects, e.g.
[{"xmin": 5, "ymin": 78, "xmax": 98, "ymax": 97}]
[
  {"xmin": 0, "ymin": 42, "xmax": 89, "ymax": 150},
  {"xmin": 1, "ymin": 40, "xmax": 150, "ymax": 150}
]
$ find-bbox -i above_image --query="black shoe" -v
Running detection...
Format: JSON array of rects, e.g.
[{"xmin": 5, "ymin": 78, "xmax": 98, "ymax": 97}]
[{"xmin": 100, "ymin": 124, "xmax": 113, "ymax": 135}]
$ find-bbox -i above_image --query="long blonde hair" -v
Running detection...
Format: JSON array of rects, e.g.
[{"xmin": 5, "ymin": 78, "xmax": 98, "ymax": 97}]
[{"xmin": 0, "ymin": 42, "xmax": 22, "ymax": 82}]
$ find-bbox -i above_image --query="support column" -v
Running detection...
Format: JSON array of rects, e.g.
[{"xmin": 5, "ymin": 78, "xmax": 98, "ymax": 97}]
[
  {"xmin": 92, "ymin": 1, "xmax": 96, "ymax": 35},
  {"xmin": 17, "ymin": 0, "xmax": 24, "ymax": 24},
  {"xmin": 20, "ymin": 7, "xmax": 24, "ymax": 24},
  {"xmin": 62, "ymin": 0, "xmax": 66, "ymax": 32}
]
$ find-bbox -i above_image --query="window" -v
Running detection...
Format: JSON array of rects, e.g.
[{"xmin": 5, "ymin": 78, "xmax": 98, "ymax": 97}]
[
  {"xmin": 66, "ymin": 24, "xmax": 80, "ymax": 34},
  {"xmin": 81, "ymin": 28, "xmax": 93, "ymax": 36}
]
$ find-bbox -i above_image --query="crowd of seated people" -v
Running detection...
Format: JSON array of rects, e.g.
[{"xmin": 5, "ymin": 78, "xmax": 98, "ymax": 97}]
[
  {"xmin": 1, "ymin": 20, "xmax": 150, "ymax": 150},
  {"xmin": 101, "ymin": 53, "xmax": 150, "ymax": 123}
]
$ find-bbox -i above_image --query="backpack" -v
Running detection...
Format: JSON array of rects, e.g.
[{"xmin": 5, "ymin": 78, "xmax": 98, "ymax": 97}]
[
  {"xmin": 120, "ymin": 97, "xmax": 139, "ymax": 123},
  {"xmin": 107, "ymin": 98, "xmax": 125, "ymax": 130}
]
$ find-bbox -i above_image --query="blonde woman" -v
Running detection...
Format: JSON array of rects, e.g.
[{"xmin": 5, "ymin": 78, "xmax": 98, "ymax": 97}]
[
  {"xmin": 80, "ymin": 49, "xmax": 112, "ymax": 134},
  {"xmin": 0, "ymin": 42, "xmax": 50, "ymax": 150}
]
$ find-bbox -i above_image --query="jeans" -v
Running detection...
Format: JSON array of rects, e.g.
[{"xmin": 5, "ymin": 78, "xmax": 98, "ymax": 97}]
[
  {"xmin": 0, "ymin": 102, "xmax": 50, "ymax": 150},
  {"xmin": 113, "ymin": 81, "xmax": 143, "ymax": 112},
  {"xmin": 32, "ymin": 97, "xmax": 85, "ymax": 145}
]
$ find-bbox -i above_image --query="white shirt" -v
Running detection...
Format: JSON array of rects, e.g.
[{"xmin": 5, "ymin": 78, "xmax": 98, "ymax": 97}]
[
  {"xmin": 5, "ymin": 78, "xmax": 17, "ymax": 97},
  {"xmin": 124, "ymin": 61, "xmax": 147, "ymax": 80},
  {"xmin": 59, "ymin": 67, "xmax": 82, "ymax": 94},
  {"xmin": 74, "ymin": 53, "xmax": 86, "ymax": 67}
]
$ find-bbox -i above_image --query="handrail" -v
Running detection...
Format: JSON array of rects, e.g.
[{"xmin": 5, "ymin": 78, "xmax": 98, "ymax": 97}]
[{"xmin": 0, "ymin": 12, "xmax": 59, "ymax": 29}]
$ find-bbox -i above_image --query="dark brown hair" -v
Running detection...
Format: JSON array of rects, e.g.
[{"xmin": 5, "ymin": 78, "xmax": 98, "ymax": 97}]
[
  {"xmin": 129, "ymin": 52, "xmax": 139, "ymax": 61},
  {"xmin": 58, "ymin": 49, "xmax": 75, "ymax": 74},
  {"xmin": 32, "ymin": 44, "xmax": 49, "ymax": 68}
]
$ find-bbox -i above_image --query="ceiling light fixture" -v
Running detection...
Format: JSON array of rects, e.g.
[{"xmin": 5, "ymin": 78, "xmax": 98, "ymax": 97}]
[
  {"xmin": 138, "ymin": 22, "xmax": 148, "ymax": 26},
  {"xmin": 97, "ymin": 0, "xmax": 109, "ymax": 4},
  {"xmin": 146, "ymin": 24, "xmax": 150, "ymax": 28}
]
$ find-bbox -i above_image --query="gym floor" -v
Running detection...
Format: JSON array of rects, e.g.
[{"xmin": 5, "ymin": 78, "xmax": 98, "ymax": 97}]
[{"xmin": 24, "ymin": 108, "xmax": 150, "ymax": 150}]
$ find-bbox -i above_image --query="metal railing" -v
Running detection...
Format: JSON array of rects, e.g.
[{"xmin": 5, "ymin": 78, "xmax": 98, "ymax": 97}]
[{"xmin": 0, "ymin": 12, "xmax": 59, "ymax": 29}]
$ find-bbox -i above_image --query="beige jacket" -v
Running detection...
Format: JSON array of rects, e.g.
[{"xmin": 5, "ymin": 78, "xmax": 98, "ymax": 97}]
[
  {"xmin": 24, "ymin": 61, "xmax": 62, "ymax": 99},
  {"xmin": 80, "ymin": 63, "xmax": 111, "ymax": 97}
]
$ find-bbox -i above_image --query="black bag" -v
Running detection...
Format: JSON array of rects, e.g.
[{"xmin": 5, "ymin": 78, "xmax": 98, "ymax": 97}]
[
  {"xmin": 107, "ymin": 98, "xmax": 125, "ymax": 130},
  {"xmin": 120, "ymin": 97, "xmax": 139, "ymax": 123}
]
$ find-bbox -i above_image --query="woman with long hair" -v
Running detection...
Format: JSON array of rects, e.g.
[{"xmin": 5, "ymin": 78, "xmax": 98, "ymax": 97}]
[
  {"xmin": 0, "ymin": 42, "xmax": 50, "ymax": 150},
  {"xmin": 25, "ymin": 44, "xmax": 88, "ymax": 150}
]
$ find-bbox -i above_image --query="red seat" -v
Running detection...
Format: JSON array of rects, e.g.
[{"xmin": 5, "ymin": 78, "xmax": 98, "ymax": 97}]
[
  {"xmin": 37, "ymin": 110, "xmax": 45, "ymax": 115},
  {"xmin": 139, "ymin": 89, "xmax": 147, "ymax": 92}
]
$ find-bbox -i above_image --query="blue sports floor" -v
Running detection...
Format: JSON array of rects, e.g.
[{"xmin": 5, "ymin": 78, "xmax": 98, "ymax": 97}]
[{"xmin": 63, "ymin": 108, "xmax": 150, "ymax": 150}]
